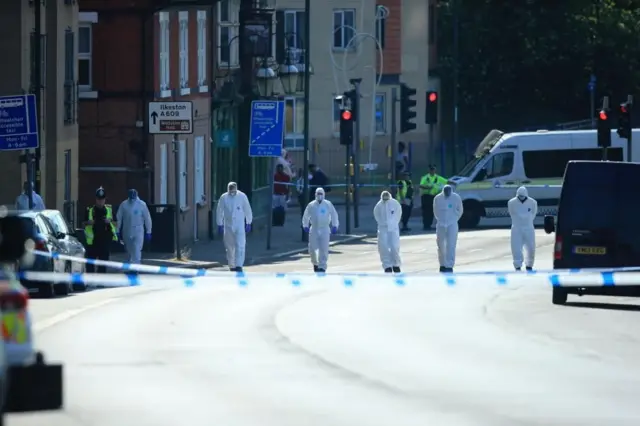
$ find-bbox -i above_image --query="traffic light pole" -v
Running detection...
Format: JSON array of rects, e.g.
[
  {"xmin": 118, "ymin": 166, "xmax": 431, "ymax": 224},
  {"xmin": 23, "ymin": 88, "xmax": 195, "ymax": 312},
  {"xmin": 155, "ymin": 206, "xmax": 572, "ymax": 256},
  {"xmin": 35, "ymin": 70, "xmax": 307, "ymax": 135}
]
[
  {"xmin": 627, "ymin": 95, "xmax": 633, "ymax": 162},
  {"xmin": 601, "ymin": 96, "xmax": 609, "ymax": 161},
  {"xmin": 390, "ymin": 87, "xmax": 398, "ymax": 197},
  {"xmin": 350, "ymin": 78, "xmax": 362, "ymax": 228},
  {"xmin": 344, "ymin": 140, "xmax": 351, "ymax": 234}
]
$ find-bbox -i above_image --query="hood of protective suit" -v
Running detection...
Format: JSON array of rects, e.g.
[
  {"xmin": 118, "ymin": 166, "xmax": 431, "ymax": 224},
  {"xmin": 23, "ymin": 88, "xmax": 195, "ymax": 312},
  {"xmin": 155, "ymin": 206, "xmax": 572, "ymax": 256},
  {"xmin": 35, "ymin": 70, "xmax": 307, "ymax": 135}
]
[
  {"xmin": 516, "ymin": 186, "xmax": 528, "ymax": 198},
  {"xmin": 315, "ymin": 187, "xmax": 325, "ymax": 202},
  {"xmin": 443, "ymin": 185, "xmax": 453, "ymax": 197},
  {"xmin": 380, "ymin": 190, "xmax": 391, "ymax": 201}
]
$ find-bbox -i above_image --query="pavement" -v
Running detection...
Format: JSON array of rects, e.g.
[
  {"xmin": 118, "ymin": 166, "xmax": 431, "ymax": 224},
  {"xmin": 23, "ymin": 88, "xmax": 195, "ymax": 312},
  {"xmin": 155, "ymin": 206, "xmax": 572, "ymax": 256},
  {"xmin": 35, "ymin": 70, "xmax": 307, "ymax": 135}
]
[
  {"xmin": 13, "ymin": 229, "xmax": 640, "ymax": 425},
  {"xmin": 111, "ymin": 200, "xmax": 380, "ymax": 270}
]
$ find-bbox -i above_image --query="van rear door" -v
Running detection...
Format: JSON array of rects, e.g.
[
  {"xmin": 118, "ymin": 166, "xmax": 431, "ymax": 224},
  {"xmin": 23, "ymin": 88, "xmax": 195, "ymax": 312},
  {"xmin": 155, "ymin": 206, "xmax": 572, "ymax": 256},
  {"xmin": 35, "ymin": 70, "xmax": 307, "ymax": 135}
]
[{"xmin": 556, "ymin": 162, "xmax": 640, "ymax": 268}]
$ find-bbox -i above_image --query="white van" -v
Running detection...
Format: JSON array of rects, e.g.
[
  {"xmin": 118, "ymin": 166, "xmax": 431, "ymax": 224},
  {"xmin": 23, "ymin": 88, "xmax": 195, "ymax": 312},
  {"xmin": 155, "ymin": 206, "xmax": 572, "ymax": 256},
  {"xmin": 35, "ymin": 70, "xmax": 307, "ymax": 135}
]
[{"xmin": 450, "ymin": 128, "xmax": 640, "ymax": 228}]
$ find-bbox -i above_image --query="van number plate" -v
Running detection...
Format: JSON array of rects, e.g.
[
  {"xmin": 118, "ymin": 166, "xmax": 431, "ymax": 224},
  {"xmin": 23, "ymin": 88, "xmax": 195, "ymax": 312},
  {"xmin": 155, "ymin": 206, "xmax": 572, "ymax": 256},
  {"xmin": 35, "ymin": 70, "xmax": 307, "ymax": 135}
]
[{"xmin": 573, "ymin": 246, "xmax": 606, "ymax": 255}]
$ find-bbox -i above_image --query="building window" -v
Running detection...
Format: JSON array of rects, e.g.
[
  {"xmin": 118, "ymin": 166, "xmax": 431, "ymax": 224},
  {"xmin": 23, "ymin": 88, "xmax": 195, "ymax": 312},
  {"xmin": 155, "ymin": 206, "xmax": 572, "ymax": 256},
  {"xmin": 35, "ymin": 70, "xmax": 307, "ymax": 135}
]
[
  {"xmin": 284, "ymin": 96, "xmax": 305, "ymax": 149},
  {"xmin": 178, "ymin": 11, "xmax": 189, "ymax": 95},
  {"xmin": 375, "ymin": 5, "xmax": 386, "ymax": 49},
  {"xmin": 197, "ymin": 11, "xmax": 207, "ymax": 91},
  {"xmin": 159, "ymin": 12, "xmax": 170, "ymax": 97},
  {"xmin": 218, "ymin": 0, "xmax": 239, "ymax": 68},
  {"xmin": 284, "ymin": 10, "xmax": 305, "ymax": 49},
  {"xmin": 63, "ymin": 30, "xmax": 76, "ymax": 124},
  {"xmin": 333, "ymin": 9, "xmax": 356, "ymax": 50},
  {"xmin": 78, "ymin": 25, "xmax": 92, "ymax": 90},
  {"xmin": 375, "ymin": 93, "xmax": 386, "ymax": 134}
]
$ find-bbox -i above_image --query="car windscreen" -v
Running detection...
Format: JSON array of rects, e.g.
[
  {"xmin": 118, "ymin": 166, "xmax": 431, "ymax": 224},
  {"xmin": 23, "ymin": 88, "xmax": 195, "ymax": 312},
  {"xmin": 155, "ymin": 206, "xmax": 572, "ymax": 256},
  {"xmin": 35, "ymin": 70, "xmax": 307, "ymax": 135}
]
[
  {"xmin": 558, "ymin": 163, "xmax": 640, "ymax": 239},
  {"xmin": 43, "ymin": 212, "xmax": 70, "ymax": 235}
]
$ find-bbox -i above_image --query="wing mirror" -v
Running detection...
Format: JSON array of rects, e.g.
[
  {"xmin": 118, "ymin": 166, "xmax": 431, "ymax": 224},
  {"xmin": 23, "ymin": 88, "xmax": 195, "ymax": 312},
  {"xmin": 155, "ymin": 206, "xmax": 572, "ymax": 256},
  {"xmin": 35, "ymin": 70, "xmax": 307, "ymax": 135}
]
[{"xmin": 543, "ymin": 215, "xmax": 555, "ymax": 234}]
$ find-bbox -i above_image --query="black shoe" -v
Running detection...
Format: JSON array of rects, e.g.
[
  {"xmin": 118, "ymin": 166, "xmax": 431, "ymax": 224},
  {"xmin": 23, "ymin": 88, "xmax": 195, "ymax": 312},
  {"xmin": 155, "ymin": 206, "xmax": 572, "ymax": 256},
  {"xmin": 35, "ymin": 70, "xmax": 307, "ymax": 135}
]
[
  {"xmin": 317, "ymin": 268, "xmax": 325, "ymax": 273},
  {"xmin": 439, "ymin": 266, "xmax": 446, "ymax": 272},
  {"xmin": 313, "ymin": 265, "xmax": 318, "ymax": 272},
  {"xmin": 236, "ymin": 267, "xmax": 243, "ymax": 272},
  {"xmin": 526, "ymin": 266, "xmax": 533, "ymax": 271},
  {"xmin": 392, "ymin": 267, "xmax": 401, "ymax": 273},
  {"xmin": 448, "ymin": 268, "xmax": 454, "ymax": 273},
  {"xmin": 384, "ymin": 267, "xmax": 392, "ymax": 273},
  {"xmin": 515, "ymin": 267, "xmax": 521, "ymax": 271}
]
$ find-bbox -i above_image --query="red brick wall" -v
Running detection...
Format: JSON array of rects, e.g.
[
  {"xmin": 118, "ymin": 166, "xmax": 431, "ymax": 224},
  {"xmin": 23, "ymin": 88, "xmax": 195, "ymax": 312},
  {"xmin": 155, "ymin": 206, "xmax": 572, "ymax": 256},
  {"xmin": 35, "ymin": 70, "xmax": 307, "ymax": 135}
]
[{"xmin": 376, "ymin": 0, "xmax": 402, "ymax": 75}]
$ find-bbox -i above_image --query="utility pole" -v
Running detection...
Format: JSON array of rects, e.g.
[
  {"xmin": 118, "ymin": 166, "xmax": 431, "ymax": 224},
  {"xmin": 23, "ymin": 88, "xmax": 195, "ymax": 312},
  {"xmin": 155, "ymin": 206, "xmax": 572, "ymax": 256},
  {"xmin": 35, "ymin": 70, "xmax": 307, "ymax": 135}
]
[
  {"xmin": 172, "ymin": 136, "xmax": 182, "ymax": 260},
  {"xmin": 30, "ymin": 0, "xmax": 43, "ymax": 207},
  {"xmin": 301, "ymin": 0, "xmax": 311, "ymax": 242},
  {"xmin": 452, "ymin": 0, "xmax": 460, "ymax": 173},
  {"xmin": 349, "ymin": 78, "xmax": 361, "ymax": 228}
]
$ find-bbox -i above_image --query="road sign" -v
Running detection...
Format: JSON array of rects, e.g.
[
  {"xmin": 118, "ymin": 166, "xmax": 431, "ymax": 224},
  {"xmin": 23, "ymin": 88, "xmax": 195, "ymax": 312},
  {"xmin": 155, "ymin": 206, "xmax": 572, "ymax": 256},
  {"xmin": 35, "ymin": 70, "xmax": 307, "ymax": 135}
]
[
  {"xmin": 148, "ymin": 101, "xmax": 193, "ymax": 134},
  {"xmin": 0, "ymin": 94, "xmax": 39, "ymax": 151},
  {"xmin": 249, "ymin": 100, "xmax": 284, "ymax": 157}
]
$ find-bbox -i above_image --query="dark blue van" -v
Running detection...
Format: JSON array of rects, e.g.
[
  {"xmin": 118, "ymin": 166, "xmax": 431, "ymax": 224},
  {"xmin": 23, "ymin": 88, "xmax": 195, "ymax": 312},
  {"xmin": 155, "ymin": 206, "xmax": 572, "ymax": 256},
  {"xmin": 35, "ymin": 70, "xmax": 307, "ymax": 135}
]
[{"xmin": 544, "ymin": 160, "xmax": 640, "ymax": 304}]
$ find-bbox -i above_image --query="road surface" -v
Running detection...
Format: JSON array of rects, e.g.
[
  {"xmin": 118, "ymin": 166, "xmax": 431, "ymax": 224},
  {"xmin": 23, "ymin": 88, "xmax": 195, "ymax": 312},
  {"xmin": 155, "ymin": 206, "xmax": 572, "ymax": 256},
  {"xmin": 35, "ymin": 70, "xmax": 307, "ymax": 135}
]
[{"xmin": 10, "ymin": 229, "xmax": 640, "ymax": 426}]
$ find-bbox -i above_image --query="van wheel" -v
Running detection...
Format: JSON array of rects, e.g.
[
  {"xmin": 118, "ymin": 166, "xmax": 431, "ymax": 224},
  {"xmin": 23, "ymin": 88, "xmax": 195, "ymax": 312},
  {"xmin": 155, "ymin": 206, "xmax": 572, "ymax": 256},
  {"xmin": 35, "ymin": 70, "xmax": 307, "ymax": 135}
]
[
  {"xmin": 552, "ymin": 288, "xmax": 568, "ymax": 305},
  {"xmin": 459, "ymin": 201, "xmax": 482, "ymax": 229}
]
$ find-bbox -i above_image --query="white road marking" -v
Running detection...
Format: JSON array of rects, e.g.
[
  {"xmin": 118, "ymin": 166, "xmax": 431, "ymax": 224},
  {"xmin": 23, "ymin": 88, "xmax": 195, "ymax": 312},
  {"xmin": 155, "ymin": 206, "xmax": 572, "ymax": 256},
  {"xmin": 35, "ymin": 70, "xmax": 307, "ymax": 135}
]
[{"xmin": 33, "ymin": 298, "xmax": 119, "ymax": 332}]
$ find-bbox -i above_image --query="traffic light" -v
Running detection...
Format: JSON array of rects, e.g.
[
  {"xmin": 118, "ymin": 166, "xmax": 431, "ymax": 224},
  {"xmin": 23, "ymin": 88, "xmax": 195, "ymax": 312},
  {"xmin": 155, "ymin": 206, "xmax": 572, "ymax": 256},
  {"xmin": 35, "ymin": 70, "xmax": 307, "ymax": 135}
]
[
  {"xmin": 425, "ymin": 91, "xmax": 438, "ymax": 124},
  {"xmin": 339, "ymin": 109, "xmax": 354, "ymax": 145},
  {"xmin": 617, "ymin": 102, "xmax": 631, "ymax": 140},
  {"xmin": 344, "ymin": 89, "xmax": 358, "ymax": 121},
  {"xmin": 597, "ymin": 108, "xmax": 611, "ymax": 148},
  {"xmin": 399, "ymin": 83, "xmax": 417, "ymax": 133}
]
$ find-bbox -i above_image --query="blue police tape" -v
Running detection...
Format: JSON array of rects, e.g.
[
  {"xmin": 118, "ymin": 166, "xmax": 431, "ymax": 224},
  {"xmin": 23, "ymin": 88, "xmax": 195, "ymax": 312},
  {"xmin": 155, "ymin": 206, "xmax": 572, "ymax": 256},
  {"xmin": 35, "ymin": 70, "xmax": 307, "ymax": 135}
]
[
  {"xmin": 14, "ymin": 270, "xmax": 640, "ymax": 288},
  {"xmin": 31, "ymin": 249, "xmax": 640, "ymax": 277},
  {"xmin": 494, "ymin": 184, "xmax": 562, "ymax": 189},
  {"xmin": 29, "ymin": 249, "xmax": 640, "ymax": 281},
  {"xmin": 280, "ymin": 182, "xmax": 398, "ymax": 188}
]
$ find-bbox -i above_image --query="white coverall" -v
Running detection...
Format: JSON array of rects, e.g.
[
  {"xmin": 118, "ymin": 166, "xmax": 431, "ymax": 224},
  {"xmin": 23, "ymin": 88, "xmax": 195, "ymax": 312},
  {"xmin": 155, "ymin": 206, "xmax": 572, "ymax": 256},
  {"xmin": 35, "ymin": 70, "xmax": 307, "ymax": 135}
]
[
  {"xmin": 216, "ymin": 190, "xmax": 253, "ymax": 268},
  {"xmin": 302, "ymin": 198, "xmax": 339, "ymax": 270},
  {"xmin": 433, "ymin": 188, "xmax": 463, "ymax": 269},
  {"xmin": 508, "ymin": 186, "xmax": 537, "ymax": 269},
  {"xmin": 373, "ymin": 193, "xmax": 402, "ymax": 269},
  {"xmin": 116, "ymin": 198, "xmax": 152, "ymax": 264}
]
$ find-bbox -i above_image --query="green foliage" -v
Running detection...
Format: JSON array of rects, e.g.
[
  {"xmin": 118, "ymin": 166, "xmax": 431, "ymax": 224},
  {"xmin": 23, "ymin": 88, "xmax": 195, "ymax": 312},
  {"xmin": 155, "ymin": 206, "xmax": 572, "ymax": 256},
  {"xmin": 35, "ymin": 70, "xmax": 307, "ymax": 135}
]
[{"xmin": 437, "ymin": 0, "xmax": 640, "ymax": 138}]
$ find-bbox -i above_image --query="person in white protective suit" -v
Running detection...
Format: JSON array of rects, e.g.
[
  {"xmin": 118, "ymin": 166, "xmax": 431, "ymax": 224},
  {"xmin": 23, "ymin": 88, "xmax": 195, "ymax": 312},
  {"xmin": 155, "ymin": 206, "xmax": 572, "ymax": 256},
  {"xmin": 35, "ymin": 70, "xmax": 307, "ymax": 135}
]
[
  {"xmin": 116, "ymin": 189, "xmax": 152, "ymax": 265},
  {"xmin": 302, "ymin": 187, "xmax": 339, "ymax": 272},
  {"xmin": 433, "ymin": 184, "xmax": 463, "ymax": 272},
  {"xmin": 373, "ymin": 190, "xmax": 402, "ymax": 273},
  {"xmin": 508, "ymin": 186, "xmax": 537, "ymax": 271},
  {"xmin": 216, "ymin": 182, "xmax": 253, "ymax": 272}
]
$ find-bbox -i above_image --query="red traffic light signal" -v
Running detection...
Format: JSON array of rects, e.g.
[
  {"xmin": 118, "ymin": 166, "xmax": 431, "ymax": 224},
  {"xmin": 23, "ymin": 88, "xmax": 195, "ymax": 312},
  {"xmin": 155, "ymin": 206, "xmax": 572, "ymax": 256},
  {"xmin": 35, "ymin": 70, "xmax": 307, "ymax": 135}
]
[
  {"xmin": 599, "ymin": 110, "xmax": 608, "ymax": 120},
  {"xmin": 341, "ymin": 110, "xmax": 352, "ymax": 120},
  {"xmin": 428, "ymin": 92, "xmax": 437, "ymax": 102},
  {"xmin": 620, "ymin": 104, "xmax": 628, "ymax": 113}
]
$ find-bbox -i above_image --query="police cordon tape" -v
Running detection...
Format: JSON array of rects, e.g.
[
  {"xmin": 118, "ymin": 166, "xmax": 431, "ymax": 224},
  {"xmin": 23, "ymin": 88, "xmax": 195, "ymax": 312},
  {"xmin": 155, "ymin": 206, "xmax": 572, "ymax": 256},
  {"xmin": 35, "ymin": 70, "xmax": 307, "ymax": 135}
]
[
  {"xmin": 31, "ymin": 249, "xmax": 640, "ymax": 279},
  {"xmin": 14, "ymin": 270, "xmax": 640, "ymax": 288},
  {"xmin": 27, "ymin": 250, "xmax": 640, "ymax": 287}
]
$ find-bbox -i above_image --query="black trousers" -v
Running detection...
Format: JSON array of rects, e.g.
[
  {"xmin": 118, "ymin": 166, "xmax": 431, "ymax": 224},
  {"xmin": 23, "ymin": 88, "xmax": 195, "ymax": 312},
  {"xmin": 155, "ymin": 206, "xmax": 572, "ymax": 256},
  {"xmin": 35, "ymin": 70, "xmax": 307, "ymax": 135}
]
[
  {"xmin": 400, "ymin": 202, "xmax": 412, "ymax": 228},
  {"xmin": 421, "ymin": 194, "xmax": 435, "ymax": 229},
  {"xmin": 86, "ymin": 242, "xmax": 111, "ymax": 273}
]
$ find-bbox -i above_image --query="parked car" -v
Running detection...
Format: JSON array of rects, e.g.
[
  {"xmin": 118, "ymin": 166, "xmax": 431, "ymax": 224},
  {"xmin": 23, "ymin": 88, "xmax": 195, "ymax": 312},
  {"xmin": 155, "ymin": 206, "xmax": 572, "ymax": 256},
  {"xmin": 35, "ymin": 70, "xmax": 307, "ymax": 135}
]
[
  {"xmin": 16, "ymin": 212, "xmax": 70, "ymax": 297},
  {"xmin": 0, "ymin": 215, "xmax": 63, "ymax": 422},
  {"xmin": 41, "ymin": 210, "xmax": 87, "ymax": 292}
]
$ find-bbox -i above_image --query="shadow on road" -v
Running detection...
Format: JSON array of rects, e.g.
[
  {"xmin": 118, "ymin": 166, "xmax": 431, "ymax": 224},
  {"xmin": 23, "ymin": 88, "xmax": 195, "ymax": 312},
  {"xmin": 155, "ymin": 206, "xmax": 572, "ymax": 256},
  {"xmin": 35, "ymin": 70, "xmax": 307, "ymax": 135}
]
[{"xmin": 565, "ymin": 301, "xmax": 640, "ymax": 312}]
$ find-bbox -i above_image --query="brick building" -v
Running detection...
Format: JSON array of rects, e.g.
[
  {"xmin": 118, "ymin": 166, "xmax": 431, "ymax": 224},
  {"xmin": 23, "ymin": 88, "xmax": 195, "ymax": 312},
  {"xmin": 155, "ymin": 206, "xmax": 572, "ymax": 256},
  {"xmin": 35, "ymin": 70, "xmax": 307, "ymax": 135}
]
[
  {"xmin": 0, "ymin": 0, "xmax": 80, "ymax": 211},
  {"xmin": 78, "ymin": 0, "xmax": 213, "ymax": 243},
  {"xmin": 211, "ymin": 0, "xmax": 437, "ymax": 186}
]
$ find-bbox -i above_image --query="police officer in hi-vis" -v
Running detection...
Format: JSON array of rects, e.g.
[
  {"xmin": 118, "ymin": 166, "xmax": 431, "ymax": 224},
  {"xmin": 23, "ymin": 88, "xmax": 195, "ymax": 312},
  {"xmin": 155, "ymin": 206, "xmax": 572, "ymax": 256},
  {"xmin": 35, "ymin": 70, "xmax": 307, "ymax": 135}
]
[{"xmin": 83, "ymin": 187, "xmax": 118, "ymax": 273}]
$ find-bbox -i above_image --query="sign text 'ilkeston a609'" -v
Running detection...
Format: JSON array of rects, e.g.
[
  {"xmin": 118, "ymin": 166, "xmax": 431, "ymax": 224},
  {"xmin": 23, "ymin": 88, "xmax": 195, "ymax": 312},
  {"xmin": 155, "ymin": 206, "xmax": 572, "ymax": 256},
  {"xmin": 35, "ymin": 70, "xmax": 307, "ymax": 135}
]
[{"xmin": 148, "ymin": 101, "xmax": 193, "ymax": 134}]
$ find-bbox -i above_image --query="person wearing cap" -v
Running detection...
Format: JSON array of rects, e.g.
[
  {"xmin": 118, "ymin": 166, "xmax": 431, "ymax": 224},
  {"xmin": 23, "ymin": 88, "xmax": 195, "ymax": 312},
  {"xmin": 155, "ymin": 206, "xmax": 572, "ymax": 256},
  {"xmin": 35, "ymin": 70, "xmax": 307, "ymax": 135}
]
[
  {"xmin": 116, "ymin": 189, "xmax": 152, "ymax": 265},
  {"xmin": 15, "ymin": 181, "xmax": 45, "ymax": 211},
  {"xmin": 83, "ymin": 187, "xmax": 118, "ymax": 273},
  {"xmin": 395, "ymin": 171, "xmax": 414, "ymax": 232},
  {"xmin": 419, "ymin": 165, "xmax": 448, "ymax": 230}
]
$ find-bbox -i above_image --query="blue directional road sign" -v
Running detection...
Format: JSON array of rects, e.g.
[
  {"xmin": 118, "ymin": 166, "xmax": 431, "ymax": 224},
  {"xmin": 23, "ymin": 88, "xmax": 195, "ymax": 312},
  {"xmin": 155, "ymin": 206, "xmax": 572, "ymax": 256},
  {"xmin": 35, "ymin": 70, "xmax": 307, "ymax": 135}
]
[
  {"xmin": 0, "ymin": 94, "xmax": 39, "ymax": 151},
  {"xmin": 249, "ymin": 100, "xmax": 285, "ymax": 157}
]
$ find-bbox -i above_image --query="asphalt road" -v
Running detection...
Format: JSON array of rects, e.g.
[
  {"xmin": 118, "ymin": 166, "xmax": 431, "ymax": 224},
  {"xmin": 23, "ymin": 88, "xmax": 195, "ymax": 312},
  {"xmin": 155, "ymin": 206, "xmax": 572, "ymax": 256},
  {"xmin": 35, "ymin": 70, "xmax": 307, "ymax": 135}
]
[{"xmin": 10, "ymin": 229, "xmax": 640, "ymax": 426}]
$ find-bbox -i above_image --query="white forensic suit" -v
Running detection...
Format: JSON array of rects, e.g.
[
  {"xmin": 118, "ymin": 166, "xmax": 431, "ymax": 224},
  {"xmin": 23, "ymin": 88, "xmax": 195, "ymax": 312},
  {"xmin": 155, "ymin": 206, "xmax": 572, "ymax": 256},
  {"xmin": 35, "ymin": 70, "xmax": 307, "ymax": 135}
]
[
  {"xmin": 302, "ymin": 189, "xmax": 339, "ymax": 271},
  {"xmin": 216, "ymin": 190, "xmax": 253, "ymax": 269},
  {"xmin": 116, "ymin": 197, "xmax": 152, "ymax": 264},
  {"xmin": 508, "ymin": 186, "xmax": 537, "ymax": 270},
  {"xmin": 433, "ymin": 186, "xmax": 463, "ymax": 271},
  {"xmin": 373, "ymin": 191, "xmax": 402, "ymax": 271}
]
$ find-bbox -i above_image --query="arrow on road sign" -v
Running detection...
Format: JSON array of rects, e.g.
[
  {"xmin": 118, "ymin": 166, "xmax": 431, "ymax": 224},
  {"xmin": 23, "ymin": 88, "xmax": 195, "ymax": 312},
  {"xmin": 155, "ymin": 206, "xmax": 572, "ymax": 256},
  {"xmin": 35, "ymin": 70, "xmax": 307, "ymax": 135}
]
[{"xmin": 151, "ymin": 111, "xmax": 158, "ymax": 124}]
